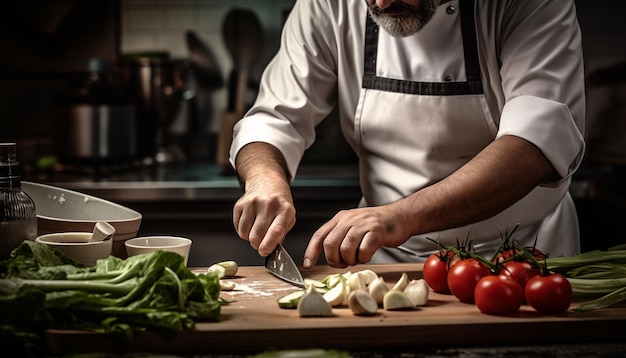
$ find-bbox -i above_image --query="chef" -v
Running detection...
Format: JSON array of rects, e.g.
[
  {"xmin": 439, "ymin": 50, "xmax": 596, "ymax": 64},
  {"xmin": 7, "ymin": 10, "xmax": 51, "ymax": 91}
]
[{"xmin": 229, "ymin": 0, "xmax": 586, "ymax": 268}]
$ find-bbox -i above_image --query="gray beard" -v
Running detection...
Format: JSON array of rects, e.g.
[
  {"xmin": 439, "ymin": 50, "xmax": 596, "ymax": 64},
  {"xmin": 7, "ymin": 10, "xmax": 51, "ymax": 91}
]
[{"xmin": 367, "ymin": 0, "xmax": 441, "ymax": 37}]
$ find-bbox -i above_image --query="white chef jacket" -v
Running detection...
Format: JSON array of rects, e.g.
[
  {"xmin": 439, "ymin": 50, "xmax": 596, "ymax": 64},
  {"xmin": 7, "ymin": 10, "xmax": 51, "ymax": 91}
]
[{"xmin": 230, "ymin": 0, "xmax": 586, "ymax": 260}]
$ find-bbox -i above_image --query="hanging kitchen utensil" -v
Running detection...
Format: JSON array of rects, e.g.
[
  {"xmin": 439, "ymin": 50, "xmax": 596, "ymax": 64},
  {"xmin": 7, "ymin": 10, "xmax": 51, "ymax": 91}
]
[
  {"xmin": 222, "ymin": 8, "xmax": 264, "ymax": 114},
  {"xmin": 185, "ymin": 31, "xmax": 223, "ymax": 90},
  {"xmin": 184, "ymin": 31, "xmax": 224, "ymax": 162},
  {"xmin": 265, "ymin": 243, "xmax": 305, "ymax": 288},
  {"xmin": 216, "ymin": 8, "xmax": 265, "ymax": 172}
]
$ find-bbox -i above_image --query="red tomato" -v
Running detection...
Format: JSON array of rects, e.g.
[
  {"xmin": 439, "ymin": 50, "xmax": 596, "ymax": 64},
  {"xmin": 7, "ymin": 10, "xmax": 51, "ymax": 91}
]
[
  {"xmin": 530, "ymin": 248, "xmax": 546, "ymax": 259},
  {"xmin": 494, "ymin": 247, "xmax": 546, "ymax": 263},
  {"xmin": 500, "ymin": 260, "xmax": 540, "ymax": 293},
  {"xmin": 447, "ymin": 258, "xmax": 491, "ymax": 303},
  {"xmin": 448, "ymin": 253, "xmax": 462, "ymax": 268},
  {"xmin": 474, "ymin": 275, "xmax": 523, "ymax": 315},
  {"xmin": 525, "ymin": 273, "xmax": 573, "ymax": 314},
  {"xmin": 493, "ymin": 249, "xmax": 514, "ymax": 264},
  {"xmin": 423, "ymin": 252, "xmax": 453, "ymax": 294}
]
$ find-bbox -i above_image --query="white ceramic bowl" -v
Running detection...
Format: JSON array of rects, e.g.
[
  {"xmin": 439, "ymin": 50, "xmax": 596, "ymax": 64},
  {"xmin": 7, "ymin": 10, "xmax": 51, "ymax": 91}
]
[
  {"xmin": 125, "ymin": 236, "xmax": 192, "ymax": 265},
  {"xmin": 36, "ymin": 232, "xmax": 113, "ymax": 267},
  {"xmin": 22, "ymin": 181, "xmax": 142, "ymax": 258}
]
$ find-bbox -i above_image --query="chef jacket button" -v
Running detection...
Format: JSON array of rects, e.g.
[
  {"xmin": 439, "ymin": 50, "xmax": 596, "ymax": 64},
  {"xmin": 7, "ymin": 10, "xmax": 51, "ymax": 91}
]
[
  {"xmin": 446, "ymin": 6, "xmax": 456, "ymax": 14},
  {"xmin": 444, "ymin": 75, "xmax": 453, "ymax": 82}
]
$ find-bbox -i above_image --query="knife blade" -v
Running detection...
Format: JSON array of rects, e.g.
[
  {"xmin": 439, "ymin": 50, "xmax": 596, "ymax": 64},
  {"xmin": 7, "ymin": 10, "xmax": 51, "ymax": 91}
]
[{"xmin": 264, "ymin": 243, "xmax": 305, "ymax": 288}]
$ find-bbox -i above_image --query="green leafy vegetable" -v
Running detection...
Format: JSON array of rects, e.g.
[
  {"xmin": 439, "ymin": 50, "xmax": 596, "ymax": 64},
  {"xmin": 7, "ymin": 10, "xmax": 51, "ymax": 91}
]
[{"xmin": 0, "ymin": 241, "xmax": 226, "ymax": 356}]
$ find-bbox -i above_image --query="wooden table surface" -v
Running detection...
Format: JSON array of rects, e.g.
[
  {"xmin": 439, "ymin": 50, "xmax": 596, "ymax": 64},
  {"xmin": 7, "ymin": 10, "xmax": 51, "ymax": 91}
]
[{"xmin": 45, "ymin": 263, "xmax": 626, "ymax": 356}]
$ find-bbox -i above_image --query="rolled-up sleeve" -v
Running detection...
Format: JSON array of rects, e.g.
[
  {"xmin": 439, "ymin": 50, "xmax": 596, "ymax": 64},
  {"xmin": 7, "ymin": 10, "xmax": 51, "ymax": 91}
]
[
  {"xmin": 493, "ymin": 0, "xmax": 586, "ymax": 184},
  {"xmin": 497, "ymin": 96, "xmax": 584, "ymax": 180}
]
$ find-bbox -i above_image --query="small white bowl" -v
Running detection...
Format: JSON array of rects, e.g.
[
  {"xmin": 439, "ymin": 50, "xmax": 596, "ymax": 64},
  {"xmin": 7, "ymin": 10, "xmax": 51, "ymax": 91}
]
[
  {"xmin": 36, "ymin": 232, "xmax": 113, "ymax": 267},
  {"xmin": 22, "ymin": 181, "xmax": 142, "ymax": 258},
  {"xmin": 125, "ymin": 236, "xmax": 192, "ymax": 265}
]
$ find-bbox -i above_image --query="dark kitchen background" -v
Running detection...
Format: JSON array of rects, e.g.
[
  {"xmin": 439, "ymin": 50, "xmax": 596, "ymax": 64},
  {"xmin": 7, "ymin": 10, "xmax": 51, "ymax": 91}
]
[{"xmin": 0, "ymin": 0, "xmax": 624, "ymax": 265}]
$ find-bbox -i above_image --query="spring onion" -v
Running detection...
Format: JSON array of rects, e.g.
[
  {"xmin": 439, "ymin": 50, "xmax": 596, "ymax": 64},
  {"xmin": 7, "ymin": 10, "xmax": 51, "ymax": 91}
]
[
  {"xmin": 565, "ymin": 277, "xmax": 626, "ymax": 296},
  {"xmin": 575, "ymin": 286, "xmax": 626, "ymax": 312},
  {"xmin": 546, "ymin": 250, "xmax": 626, "ymax": 273}
]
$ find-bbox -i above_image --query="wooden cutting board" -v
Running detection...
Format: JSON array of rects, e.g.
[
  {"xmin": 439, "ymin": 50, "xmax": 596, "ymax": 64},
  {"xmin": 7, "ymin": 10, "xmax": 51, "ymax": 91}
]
[{"xmin": 45, "ymin": 263, "xmax": 626, "ymax": 356}]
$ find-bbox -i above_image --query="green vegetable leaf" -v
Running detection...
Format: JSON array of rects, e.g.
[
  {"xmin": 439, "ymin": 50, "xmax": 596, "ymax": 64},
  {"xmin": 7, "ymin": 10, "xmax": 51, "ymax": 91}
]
[{"xmin": 0, "ymin": 241, "xmax": 226, "ymax": 356}]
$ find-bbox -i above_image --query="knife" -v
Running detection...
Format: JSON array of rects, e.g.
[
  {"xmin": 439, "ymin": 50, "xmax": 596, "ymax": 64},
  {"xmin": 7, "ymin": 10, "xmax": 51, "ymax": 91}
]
[{"xmin": 264, "ymin": 243, "xmax": 305, "ymax": 288}]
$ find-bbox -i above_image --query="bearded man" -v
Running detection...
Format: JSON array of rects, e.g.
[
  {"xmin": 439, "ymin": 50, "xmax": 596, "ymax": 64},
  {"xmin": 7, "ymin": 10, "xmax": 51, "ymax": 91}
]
[{"xmin": 228, "ymin": 0, "xmax": 586, "ymax": 268}]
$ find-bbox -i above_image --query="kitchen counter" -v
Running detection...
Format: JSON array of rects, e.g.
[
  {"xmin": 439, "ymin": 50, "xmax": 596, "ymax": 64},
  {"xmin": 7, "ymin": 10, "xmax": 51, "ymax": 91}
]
[
  {"xmin": 45, "ymin": 263, "xmax": 626, "ymax": 357},
  {"xmin": 26, "ymin": 162, "xmax": 363, "ymax": 267},
  {"xmin": 27, "ymin": 162, "xmax": 362, "ymax": 203}
]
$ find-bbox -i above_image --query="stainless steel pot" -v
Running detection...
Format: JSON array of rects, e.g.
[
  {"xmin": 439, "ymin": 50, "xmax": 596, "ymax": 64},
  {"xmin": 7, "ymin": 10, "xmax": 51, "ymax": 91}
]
[
  {"xmin": 53, "ymin": 103, "xmax": 137, "ymax": 162},
  {"xmin": 53, "ymin": 61, "xmax": 138, "ymax": 163}
]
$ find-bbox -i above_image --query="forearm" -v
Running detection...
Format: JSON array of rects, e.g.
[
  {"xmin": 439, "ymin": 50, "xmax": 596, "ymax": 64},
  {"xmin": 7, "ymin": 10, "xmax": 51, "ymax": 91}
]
[
  {"xmin": 394, "ymin": 135, "xmax": 557, "ymax": 237},
  {"xmin": 235, "ymin": 142, "xmax": 292, "ymax": 191}
]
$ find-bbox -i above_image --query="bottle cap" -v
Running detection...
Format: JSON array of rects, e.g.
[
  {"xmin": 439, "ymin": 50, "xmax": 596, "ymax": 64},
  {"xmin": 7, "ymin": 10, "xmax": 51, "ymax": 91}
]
[{"xmin": 0, "ymin": 143, "xmax": 20, "ymax": 184}]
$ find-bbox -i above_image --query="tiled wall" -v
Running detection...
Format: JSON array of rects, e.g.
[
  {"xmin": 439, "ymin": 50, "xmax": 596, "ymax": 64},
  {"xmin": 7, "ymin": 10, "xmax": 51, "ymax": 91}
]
[{"xmin": 121, "ymin": 0, "xmax": 296, "ymax": 134}]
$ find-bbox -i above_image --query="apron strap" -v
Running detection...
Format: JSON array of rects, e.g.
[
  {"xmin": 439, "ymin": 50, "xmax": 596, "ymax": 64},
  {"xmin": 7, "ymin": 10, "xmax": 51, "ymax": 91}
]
[
  {"xmin": 459, "ymin": 0, "xmax": 481, "ymax": 83},
  {"xmin": 362, "ymin": 0, "xmax": 483, "ymax": 96}
]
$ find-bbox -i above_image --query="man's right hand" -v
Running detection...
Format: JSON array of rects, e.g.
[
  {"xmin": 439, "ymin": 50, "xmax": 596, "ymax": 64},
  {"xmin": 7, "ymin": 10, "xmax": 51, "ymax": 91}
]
[{"xmin": 232, "ymin": 142, "xmax": 296, "ymax": 257}]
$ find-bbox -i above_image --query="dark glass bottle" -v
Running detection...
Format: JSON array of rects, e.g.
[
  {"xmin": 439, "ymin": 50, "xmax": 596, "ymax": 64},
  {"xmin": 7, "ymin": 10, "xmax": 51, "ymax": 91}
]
[{"xmin": 0, "ymin": 143, "xmax": 37, "ymax": 259}]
